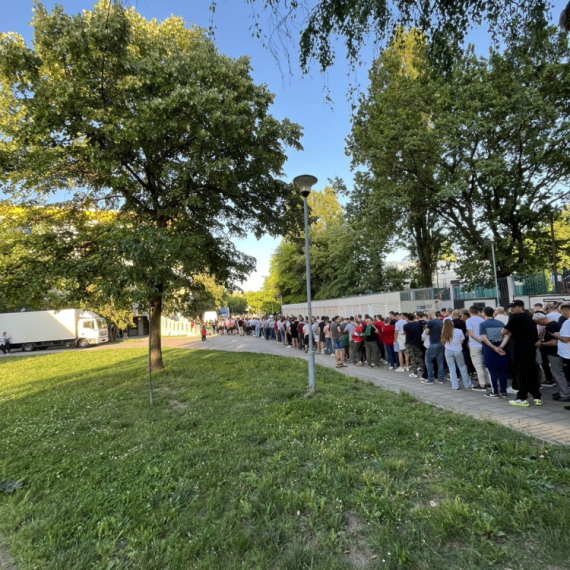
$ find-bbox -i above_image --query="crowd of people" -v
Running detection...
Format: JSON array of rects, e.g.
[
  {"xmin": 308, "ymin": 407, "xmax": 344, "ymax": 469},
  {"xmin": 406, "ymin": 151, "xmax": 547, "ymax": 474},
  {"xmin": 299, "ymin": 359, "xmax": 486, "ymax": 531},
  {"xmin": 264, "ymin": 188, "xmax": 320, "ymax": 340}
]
[{"xmin": 211, "ymin": 300, "xmax": 570, "ymax": 411}]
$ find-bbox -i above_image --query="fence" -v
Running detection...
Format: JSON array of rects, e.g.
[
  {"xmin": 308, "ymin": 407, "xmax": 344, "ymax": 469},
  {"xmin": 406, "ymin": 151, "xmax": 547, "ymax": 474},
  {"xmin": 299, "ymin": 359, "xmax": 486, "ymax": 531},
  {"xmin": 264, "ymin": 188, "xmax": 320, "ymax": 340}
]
[
  {"xmin": 513, "ymin": 270, "xmax": 570, "ymax": 296},
  {"xmin": 454, "ymin": 277, "xmax": 509, "ymax": 301}
]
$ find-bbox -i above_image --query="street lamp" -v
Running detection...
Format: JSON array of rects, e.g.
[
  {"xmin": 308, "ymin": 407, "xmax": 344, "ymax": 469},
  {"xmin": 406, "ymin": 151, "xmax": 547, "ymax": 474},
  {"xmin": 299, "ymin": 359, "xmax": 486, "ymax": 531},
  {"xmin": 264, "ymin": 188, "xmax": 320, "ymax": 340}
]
[
  {"xmin": 484, "ymin": 238, "xmax": 500, "ymax": 308},
  {"xmin": 293, "ymin": 174, "xmax": 318, "ymax": 395}
]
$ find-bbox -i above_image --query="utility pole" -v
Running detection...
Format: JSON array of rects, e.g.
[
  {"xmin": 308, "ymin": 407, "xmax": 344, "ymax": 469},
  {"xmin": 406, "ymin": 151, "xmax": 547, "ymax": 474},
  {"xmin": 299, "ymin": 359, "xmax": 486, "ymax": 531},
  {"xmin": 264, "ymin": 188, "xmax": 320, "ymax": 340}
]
[{"xmin": 551, "ymin": 211, "xmax": 558, "ymax": 293}]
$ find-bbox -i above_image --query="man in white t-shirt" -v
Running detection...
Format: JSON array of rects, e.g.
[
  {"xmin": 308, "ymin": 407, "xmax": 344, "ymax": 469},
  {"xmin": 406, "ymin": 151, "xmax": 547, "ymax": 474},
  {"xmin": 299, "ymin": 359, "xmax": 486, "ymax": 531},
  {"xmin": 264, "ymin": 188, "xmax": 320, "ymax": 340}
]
[
  {"xmin": 552, "ymin": 303, "xmax": 570, "ymax": 411},
  {"xmin": 394, "ymin": 314, "xmax": 409, "ymax": 372},
  {"xmin": 466, "ymin": 305, "xmax": 490, "ymax": 390},
  {"xmin": 493, "ymin": 307, "xmax": 509, "ymax": 325},
  {"xmin": 545, "ymin": 302, "xmax": 562, "ymax": 322}
]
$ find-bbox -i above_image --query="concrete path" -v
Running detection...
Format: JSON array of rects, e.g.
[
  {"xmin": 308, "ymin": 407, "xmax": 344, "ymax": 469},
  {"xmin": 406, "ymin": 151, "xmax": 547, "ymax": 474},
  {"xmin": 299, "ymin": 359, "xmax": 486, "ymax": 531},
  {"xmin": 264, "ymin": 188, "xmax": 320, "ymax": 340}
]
[{"xmin": 4, "ymin": 334, "xmax": 570, "ymax": 446}]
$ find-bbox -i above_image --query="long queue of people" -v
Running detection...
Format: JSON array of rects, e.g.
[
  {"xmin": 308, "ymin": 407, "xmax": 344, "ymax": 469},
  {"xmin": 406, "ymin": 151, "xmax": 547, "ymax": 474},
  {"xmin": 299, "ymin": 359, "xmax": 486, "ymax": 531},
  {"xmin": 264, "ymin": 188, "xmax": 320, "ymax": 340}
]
[{"xmin": 218, "ymin": 301, "xmax": 570, "ymax": 411}]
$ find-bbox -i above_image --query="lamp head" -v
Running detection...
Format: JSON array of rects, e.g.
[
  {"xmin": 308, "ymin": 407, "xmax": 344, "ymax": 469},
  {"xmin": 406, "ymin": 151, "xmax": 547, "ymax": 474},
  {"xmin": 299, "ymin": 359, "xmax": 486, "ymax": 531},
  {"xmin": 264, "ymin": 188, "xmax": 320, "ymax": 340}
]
[{"xmin": 293, "ymin": 174, "xmax": 318, "ymax": 197}]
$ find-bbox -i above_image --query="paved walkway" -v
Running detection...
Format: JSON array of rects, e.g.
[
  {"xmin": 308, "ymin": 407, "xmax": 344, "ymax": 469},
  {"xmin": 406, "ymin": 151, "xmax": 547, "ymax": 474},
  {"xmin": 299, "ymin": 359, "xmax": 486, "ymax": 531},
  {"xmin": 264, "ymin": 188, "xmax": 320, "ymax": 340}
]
[{"xmin": 5, "ymin": 335, "xmax": 570, "ymax": 446}]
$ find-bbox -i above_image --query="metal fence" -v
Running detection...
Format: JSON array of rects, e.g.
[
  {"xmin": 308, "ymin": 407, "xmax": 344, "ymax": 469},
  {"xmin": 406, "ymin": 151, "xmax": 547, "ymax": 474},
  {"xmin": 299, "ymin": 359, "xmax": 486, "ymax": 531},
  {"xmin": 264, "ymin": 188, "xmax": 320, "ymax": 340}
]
[
  {"xmin": 514, "ymin": 269, "xmax": 570, "ymax": 296},
  {"xmin": 454, "ymin": 277, "xmax": 509, "ymax": 301}
]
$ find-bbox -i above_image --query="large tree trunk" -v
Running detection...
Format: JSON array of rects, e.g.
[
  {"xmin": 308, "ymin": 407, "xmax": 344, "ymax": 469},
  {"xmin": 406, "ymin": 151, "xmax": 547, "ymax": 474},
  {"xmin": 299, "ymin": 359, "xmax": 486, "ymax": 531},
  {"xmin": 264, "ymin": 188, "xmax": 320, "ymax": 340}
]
[{"xmin": 149, "ymin": 294, "xmax": 164, "ymax": 371}]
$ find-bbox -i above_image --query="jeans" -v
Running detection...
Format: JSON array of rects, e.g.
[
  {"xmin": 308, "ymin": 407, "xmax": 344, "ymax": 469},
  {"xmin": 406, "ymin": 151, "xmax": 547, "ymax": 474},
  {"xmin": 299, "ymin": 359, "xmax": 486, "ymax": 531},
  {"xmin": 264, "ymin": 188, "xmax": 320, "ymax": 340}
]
[
  {"xmin": 548, "ymin": 355, "xmax": 570, "ymax": 399},
  {"xmin": 384, "ymin": 344, "xmax": 396, "ymax": 367},
  {"xmin": 488, "ymin": 367, "xmax": 508, "ymax": 394},
  {"xmin": 445, "ymin": 349, "xmax": 472, "ymax": 389},
  {"xmin": 425, "ymin": 343, "xmax": 445, "ymax": 382},
  {"xmin": 325, "ymin": 338, "xmax": 332, "ymax": 355}
]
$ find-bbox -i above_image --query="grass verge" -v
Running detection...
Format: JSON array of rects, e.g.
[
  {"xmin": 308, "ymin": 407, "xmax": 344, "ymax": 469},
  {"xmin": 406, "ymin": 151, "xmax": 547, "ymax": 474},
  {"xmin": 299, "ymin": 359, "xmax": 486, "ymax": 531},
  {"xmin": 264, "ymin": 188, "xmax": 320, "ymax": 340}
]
[{"xmin": 1, "ymin": 348, "xmax": 569, "ymax": 570}]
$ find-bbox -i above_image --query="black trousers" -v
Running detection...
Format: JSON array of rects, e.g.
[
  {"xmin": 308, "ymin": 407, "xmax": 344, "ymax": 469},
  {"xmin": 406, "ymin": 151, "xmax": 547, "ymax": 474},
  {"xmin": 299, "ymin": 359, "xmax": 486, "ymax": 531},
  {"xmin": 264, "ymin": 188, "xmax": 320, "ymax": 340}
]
[{"xmin": 514, "ymin": 351, "xmax": 541, "ymax": 400}]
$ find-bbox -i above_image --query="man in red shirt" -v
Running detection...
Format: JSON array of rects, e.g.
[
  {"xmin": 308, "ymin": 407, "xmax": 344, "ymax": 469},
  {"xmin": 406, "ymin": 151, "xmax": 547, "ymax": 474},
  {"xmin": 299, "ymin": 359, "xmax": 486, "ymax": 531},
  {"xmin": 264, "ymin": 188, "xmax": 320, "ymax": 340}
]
[{"xmin": 382, "ymin": 317, "xmax": 397, "ymax": 369}]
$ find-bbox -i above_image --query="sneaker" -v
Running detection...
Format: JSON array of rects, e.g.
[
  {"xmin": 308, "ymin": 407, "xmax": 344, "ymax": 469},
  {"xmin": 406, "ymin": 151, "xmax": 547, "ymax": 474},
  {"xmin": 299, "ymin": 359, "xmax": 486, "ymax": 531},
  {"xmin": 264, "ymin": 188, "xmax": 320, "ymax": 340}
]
[
  {"xmin": 499, "ymin": 392, "xmax": 507, "ymax": 398},
  {"xmin": 356, "ymin": 362, "xmax": 363, "ymax": 367},
  {"xmin": 421, "ymin": 380, "xmax": 435, "ymax": 385},
  {"xmin": 472, "ymin": 386, "xmax": 487, "ymax": 392},
  {"xmin": 509, "ymin": 399, "xmax": 529, "ymax": 407},
  {"xmin": 395, "ymin": 367, "xmax": 405, "ymax": 373},
  {"xmin": 485, "ymin": 393, "xmax": 500, "ymax": 399},
  {"xmin": 388, "ymin": 366, "xmax": 395, "ymax": 370},
  {"xmin": 534, "ymin": 399, "xmax": 543, "ymax": 406},
  {"xmin": 405, "ymin": 367, "xmax": 410, "ymax": 372},
  {"xmin": 452, "ymin": 387, "xmax": 460, "ymax": 390},
  {"xmin": 409, "ymin": 373, "xmax": 418, "ymax": 378},
  {"xmin": 506, "ymin": 387, "xmax": 517, "ymax": 394},
  {"xmin": 541, "ymin": 383, "xmax": 555, "ymax": 389},
  {"xmin": 438, "ymin": 380, "xmax": 444, "ymax": 384},
  {"xmin": 484, "ymin": 384, "xmax": 492, "ymax": 389},
  {"xmin": 370, "ymin": 364, "xmax": 377, "ymax": 368}
]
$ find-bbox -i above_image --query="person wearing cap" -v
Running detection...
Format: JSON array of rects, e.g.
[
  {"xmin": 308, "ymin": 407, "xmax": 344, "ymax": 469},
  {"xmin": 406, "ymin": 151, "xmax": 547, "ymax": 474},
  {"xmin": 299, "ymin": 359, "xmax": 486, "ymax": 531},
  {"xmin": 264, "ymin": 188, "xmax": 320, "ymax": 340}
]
[
  {"xmin": 502, "ymin": 300, "xmax": 542, "ymax": 407},
  {"xmin": 552, "ymin": 303, "xmax": 570, "ymax": 411}
]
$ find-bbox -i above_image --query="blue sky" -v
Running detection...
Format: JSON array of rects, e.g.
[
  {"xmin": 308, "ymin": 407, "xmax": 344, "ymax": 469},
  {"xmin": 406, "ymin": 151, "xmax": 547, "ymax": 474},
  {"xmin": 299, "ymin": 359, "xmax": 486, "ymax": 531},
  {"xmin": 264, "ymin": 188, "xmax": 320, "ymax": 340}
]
[{"xmin": 4, "ymin": 0, "xmax": 559, "ymax": 290}]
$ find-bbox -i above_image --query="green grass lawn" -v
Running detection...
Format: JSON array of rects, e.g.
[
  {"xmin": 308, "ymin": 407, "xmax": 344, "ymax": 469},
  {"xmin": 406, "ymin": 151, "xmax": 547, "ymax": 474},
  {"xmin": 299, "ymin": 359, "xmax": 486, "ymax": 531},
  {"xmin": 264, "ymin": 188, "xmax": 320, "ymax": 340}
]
[{"xmin": 1, "ymin": 349, "xmax": 569, "ymax": 570}]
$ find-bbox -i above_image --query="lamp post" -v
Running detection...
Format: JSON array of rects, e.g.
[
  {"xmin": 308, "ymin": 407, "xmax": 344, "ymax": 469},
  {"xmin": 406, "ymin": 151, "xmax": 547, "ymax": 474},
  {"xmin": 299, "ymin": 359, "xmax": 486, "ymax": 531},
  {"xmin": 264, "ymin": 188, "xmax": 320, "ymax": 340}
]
[
  {"xmin": 293, "ymin": 174, "xmax": 318, "ymax": 395},
  {"xmin": 484, "ymin": 238, "xmax": 500, "ymax": 307}
]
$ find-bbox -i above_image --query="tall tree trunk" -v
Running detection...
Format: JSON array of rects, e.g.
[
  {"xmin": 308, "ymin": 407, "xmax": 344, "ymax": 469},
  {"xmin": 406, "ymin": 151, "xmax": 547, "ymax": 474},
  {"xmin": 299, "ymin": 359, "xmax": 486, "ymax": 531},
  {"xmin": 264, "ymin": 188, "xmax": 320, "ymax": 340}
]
[{"xmin": 149, "ymin": 294, "xmax": 164, "ymax": 372}]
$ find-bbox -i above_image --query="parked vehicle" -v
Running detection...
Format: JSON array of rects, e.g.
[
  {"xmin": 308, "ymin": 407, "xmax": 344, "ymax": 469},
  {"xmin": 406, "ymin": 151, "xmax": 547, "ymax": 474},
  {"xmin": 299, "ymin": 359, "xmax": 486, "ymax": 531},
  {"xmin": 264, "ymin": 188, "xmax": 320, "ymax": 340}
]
[{"xmin": 0, "ymin": 309, "xmax": 108, "ymax": 352}]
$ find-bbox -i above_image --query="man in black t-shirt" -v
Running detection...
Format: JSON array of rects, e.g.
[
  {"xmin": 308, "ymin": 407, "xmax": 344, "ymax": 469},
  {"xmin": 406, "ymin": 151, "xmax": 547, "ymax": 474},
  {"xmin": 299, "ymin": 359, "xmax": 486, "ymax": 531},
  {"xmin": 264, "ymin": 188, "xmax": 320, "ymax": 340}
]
[
  {"xmin": 534, "ymin": 313, "xmax": 570, "ymax": 401},
  {"xmin": 404, "ymin": 314, "xmax": 424, "ymax": 378},
  {"xmin": 503, "ymin": 300, "xmax": 541, "ymax": 406}
]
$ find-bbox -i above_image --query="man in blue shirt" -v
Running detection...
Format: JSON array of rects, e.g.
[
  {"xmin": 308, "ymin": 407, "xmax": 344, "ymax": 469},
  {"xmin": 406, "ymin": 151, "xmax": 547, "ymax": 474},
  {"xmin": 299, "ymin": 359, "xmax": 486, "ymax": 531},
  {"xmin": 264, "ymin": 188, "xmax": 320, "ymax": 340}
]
[{"xmin": 423, "ymin": 310, "xmax": 444, "ymax": 384}]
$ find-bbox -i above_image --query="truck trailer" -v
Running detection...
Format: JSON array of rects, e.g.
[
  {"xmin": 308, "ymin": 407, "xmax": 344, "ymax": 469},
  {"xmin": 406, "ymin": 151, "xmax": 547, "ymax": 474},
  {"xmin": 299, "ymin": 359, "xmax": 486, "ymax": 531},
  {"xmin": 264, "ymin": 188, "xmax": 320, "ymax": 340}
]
[{"xmin": 0, "ymin": 309, "xmax": 109, "ymax": 352}]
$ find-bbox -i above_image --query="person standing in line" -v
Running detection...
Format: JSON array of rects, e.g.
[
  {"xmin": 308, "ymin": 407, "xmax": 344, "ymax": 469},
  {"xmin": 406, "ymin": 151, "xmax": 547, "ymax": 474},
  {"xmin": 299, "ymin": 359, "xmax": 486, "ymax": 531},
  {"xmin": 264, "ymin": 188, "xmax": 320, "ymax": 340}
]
[
  {"xmin": 503, "ymin": 300, "xmax": 542, "ymax": 407},
  {"xmin": 545, "ymin": 302, "xmax": 562, "ymax": 323},
  {"xmin": 318, "ymin": 316, "xmax": 326, "ymax": 354},
  {"xmin": 404, "ymin": 314, "xmax": 424, "ymax": 378},
  {"xmin": 441, "ymin": 319, "xmax": 471, "ymax": 390},
  {"xmin": 493, "ymin": 307, "xmax": 509, "ymax": 325},
  {"xmin": 479, "ymin": 307, "xmax": 510, "ymax": 398},
  {"xmin": 466, "ymin": 306, "xmax": 490, "ymax": 391},
  {"xmin": 345, "ymin": 317, "xmax": 356, "ymax": 363},
  {"xmin": 362, "ymin": 318, "xmax": 381, "ymax": 367},
  {"xmin": 382, "ymin": 317, "xmax": 397, "ymax": 369},
  {"xmin": 323, "ymin": 318, "xmax": 332, "ymax": 355},
  {"xmin": 423, "ymin": 311, "xmax": 445, "ymax": 385},
  {"xmin": 394, "ymin": 313, "xmax": 409, "ymax": 372},
  {"xmin": 297, "ymin": 317, "xmax": 305, "ymax": 350},
  {"xmin": 330, "ymin": 316, "xmax": 347, "ymax": 368},
  {"xmin": 534, "ymin": 312, "xmax": 570, "ymax": 402},
  {"xmin": 290, "ymin": 316, "xmax": 299, "ymax": 349},
  {"xmin": 552, "ymin": 303, "xmax": 570, "ymax": 411},
  {"xmin": 351, "ymin": 319, "xmax": 365, "ymax": 365},
  {"xmin": 200, "ymin": 324, "xmax": 207, "ymax": 342},
  {"xmin": 373, "ymin": 315, "xmax": 386, "ymax": 362}
]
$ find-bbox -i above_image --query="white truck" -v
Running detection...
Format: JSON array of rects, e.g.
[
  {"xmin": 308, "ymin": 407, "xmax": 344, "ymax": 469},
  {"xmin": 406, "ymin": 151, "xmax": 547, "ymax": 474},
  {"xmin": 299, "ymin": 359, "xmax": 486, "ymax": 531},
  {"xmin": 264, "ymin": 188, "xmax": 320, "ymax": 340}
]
[{"xmin": 0, "ymin": 309, "xmax": 109, "ymax": 352}]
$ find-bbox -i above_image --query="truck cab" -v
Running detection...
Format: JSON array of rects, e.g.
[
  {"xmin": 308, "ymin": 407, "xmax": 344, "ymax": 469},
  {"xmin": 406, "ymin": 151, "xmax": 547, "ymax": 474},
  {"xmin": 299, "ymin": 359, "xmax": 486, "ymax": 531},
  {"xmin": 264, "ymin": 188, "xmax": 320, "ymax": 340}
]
[{"xmin": 77, "ymin": 314, "xmax": 109, "ymax": 347}]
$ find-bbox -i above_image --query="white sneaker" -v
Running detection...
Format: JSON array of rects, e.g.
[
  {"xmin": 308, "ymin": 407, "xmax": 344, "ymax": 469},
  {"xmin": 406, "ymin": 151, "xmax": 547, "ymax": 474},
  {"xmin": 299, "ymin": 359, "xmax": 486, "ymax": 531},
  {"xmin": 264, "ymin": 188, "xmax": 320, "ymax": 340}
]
[
  {"xmin": 388, "ymin": 366, "xmax": 395, "ymax": 370},
  {"xmin": 409, "ymin": 373, "xmax": 418, "ymax": 378},
  {"xmin": 405, "ymin": 367, "xmax": 410, "ymax": 372},
  {"xmin": 507, "ymin": 387, "xmax": 517, "ymax": 394},
  {"xmin": 395, "ymin": 367, "xmax": 405, "ymax": 372}
]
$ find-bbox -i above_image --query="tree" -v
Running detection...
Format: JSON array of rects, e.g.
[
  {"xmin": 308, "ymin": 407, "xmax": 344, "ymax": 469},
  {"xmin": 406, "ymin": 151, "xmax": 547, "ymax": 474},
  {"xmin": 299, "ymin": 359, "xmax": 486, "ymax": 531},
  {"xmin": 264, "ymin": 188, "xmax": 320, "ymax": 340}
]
[
  {"xmin": 347, "ymin": 26, "xmax": 570, "ymax": 286},
  {"xmin": 0, "ymin": 1, "xmax": 302, "ymax": 370},
  {"xmin": 235, "ymin": 0, "xmax": 551, "ymax": 73},
  {"xmin": 0, "ymin": 203, "xmax": 228, "ymax": 335},
  {"xmin": 347, "ymin": 29, "xmax": 446, "ymax": 287},
  {"xmin": 225, "ymin": 292, "xmax": 248, "ymax": 315}
]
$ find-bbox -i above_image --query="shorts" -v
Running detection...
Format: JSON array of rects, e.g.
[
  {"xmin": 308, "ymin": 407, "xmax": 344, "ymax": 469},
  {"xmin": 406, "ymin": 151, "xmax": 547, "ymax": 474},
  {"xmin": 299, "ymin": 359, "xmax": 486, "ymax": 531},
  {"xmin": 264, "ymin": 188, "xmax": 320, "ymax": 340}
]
[
  {"xmin": 333, "ymin": 338, "xmax": 344, "ymax": 351},
  {"xmin": 397, "ymin": 336, "xmax": 407, "ymax": 352}
]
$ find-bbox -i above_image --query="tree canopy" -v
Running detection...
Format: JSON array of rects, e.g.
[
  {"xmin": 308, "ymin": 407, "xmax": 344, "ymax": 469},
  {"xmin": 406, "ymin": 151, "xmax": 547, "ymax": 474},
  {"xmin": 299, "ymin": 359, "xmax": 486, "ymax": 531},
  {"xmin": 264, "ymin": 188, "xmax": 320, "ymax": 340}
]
[
  {"xmin": 0, "ymin": 1, "xmax": 302, "ymax": 369},
  {"xmin": 347, "ymin": 27, "xmax": 570, "ymax": 287}
]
